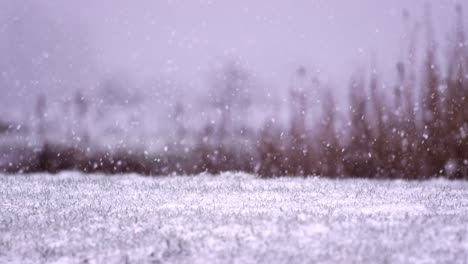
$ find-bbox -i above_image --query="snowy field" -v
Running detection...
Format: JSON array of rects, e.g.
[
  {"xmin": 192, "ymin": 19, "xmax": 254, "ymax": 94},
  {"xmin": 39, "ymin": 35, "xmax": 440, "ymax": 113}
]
[{"xmin": 1, "ymin": 173, "xmax": 468, "ymax": 263}]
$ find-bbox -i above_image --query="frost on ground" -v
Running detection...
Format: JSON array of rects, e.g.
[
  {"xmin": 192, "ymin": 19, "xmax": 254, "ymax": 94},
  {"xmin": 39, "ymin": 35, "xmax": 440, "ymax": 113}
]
[{"xmin": 1, "ymin": 173, "xmax": 468, "ymax": 263}]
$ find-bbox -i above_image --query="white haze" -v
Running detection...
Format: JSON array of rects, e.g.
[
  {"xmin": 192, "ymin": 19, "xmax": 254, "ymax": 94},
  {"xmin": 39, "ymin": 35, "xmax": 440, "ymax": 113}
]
[{"xmin": 0, "ymin": 0, "xmax": 465, "ymax": 128}]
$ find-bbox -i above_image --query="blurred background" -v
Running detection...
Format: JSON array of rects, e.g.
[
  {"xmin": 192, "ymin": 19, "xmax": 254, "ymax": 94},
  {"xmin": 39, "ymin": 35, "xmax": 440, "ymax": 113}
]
[{"xmin": 0, "ymin": 0, "xmax": 467, "ymax": 178}]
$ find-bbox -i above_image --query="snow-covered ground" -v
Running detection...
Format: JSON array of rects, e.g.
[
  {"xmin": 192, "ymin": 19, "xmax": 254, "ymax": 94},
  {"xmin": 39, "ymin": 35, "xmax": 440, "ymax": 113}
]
[{"xmin": 1, "ymin": 172, "xmax": 468, "ymax": 263}]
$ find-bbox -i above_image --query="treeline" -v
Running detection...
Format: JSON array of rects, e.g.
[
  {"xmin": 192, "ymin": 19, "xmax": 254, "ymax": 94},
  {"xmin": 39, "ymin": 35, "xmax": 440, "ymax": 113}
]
[
  {"xmin": 1, "ymin": 6, "xmax": 467, "ymax": 178},
  {"xmin": 254, "ymin": 5, "xmax": 468, "ymax": 178}
]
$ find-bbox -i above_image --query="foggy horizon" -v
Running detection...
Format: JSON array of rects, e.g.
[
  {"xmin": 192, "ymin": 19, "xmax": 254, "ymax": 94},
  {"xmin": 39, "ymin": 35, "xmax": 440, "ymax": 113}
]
[{"xmin": 1, "ymin": 0, "xmax": 466, "ymax": 120}]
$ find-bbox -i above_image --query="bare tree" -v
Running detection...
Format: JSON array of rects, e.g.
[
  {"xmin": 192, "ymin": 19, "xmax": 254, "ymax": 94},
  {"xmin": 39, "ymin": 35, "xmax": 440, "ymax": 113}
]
[
  {"xmin": 317, "ymin": 88, "xmax": 341, "ymax": 176},
  {"xmin": 208, "ymin": 61, "xmax": 252, "ymax": 142},
  {"xmin": 344, "ymin": 73, "xmax": 374, "ymax": 177},
  {"xmin": 444, "ymin": 4, "xmax": 468, "ymax": 177},
  {"xmin": 74, "ymin": 90, "xmax": 89, "ymax": 145},
  {"xmin": 35, "ymin": 94, "xmax": 47, "ymax": 144},
  {"xmin": 420, "ymin": 5, "xmax": 446, "ymax": 176},
  {"xmin": 288, "ymin": 66, "xmax": 312, "ymax": 175}
]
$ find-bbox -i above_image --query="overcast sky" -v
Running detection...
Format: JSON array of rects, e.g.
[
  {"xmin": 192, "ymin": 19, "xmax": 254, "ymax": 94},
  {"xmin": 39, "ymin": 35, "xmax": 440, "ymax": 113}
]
[
  {"xmin": 0, "ymin": 0, "xmax": 466, "ymax": 119},
  {"xmin": 80, "ymin": 0, "xmax": 465, "ymax": 82}
]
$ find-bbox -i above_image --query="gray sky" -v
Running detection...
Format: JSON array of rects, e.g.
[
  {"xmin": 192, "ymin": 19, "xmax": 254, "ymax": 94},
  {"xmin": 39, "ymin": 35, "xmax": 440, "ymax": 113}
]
[
  {"xmin": 0, "ymin": 0, "xmax": 466, "ymax": 119},
  {"xmin": 80, "ymin": 0, "xmax": 465, "ymax": 83}
]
